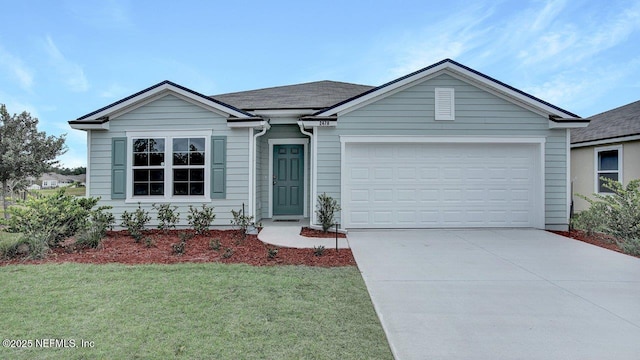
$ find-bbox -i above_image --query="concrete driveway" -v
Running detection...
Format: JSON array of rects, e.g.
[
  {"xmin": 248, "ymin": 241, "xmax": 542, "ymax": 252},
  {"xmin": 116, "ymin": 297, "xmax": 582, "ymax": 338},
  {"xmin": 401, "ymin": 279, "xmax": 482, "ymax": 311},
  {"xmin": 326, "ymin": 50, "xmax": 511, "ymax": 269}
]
[{"xmin": 348, "ymin": 229, "xmax": 640, "ymax": 360}]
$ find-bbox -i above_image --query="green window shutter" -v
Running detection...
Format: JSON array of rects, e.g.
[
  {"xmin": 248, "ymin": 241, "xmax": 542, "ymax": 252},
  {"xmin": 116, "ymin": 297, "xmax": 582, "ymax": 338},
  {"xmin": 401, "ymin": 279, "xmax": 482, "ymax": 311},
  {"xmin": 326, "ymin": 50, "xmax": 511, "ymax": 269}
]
[
  {"xmin": 111, "ymin": 137, "xmax": 127, "ymax": 199},
  {"xmin": 211, "ymin": 136, "xmax": 226, "ymax": 199}
]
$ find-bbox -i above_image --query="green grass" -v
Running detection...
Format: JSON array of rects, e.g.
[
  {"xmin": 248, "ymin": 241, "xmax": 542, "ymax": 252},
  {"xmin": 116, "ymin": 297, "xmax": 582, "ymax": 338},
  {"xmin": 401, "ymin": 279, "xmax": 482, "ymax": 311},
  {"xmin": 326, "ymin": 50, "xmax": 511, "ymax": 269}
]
[
  {"xmin": 0, "ymin": 263, "xmax": 393, "ymax": 359},
  {"xmin": 33, "ymin": 187, "xmax": 85, "ymax": 197}
]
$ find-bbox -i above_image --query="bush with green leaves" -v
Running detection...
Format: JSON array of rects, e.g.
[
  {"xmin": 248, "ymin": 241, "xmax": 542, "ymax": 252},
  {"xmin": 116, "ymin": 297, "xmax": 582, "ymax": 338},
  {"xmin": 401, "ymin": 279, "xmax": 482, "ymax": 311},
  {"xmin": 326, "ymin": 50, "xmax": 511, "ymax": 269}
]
[
  {"xmin": 571, "ymin": 201, "xmax": 607, "ymax": 236},
  {"xmin": 153, "ymin": 203, "xmax": 180, "ymax": 233},
  {"xmin": 230, "ymin": 209, "xmax": 254, "ymax": 233},
  {"xmin": 315, "ymin": 193, "xmax": 341, "ymax": 232},
  {"xmin": 187, "ymin": 204, "xmax": 215, "ymax": 235},
  {"xmin": 267, "ymin": 247, "xmax": 279, "ymax": 259},
  {"xmin": 313, "ymin": 245, "xmax": 325, "ymax": 257},
  {"xmin": 3, "ymin": 188, "xmax": 111, "ymax": 249},
  {"xmin": 576, "ymin": 178, "xmax": 640, "ymax": 255},
  {"xmin": 121, "ymin": 204, "xmax": 151, "ymax": 242}
]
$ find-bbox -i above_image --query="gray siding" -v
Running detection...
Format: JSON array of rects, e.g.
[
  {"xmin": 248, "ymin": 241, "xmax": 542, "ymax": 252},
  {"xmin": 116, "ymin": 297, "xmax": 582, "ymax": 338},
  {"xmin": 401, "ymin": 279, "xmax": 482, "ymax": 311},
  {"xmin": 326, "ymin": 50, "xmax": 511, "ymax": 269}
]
[
  {"xmin": 256, "ymin": 124, "xmax": 309, "ymax": 220},
  {"xmin": 317, "ymin": 73, "xmax": 569, "ymax": 229},
  {"xmin": 88, "ymin": 94, "xmax": 249, "ymax": 227}
]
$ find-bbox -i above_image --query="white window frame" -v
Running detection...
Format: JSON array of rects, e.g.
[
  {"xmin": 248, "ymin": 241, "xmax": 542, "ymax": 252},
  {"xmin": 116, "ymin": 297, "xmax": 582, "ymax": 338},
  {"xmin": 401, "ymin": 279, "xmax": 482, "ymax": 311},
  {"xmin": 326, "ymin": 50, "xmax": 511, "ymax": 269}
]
[
  {"xmin": 126, "ymin": 130, "xmax": 212, "ymax": 203},
  {"xmin": 594, "ymin": 145, "xmax": 623, "ymax": 194}
]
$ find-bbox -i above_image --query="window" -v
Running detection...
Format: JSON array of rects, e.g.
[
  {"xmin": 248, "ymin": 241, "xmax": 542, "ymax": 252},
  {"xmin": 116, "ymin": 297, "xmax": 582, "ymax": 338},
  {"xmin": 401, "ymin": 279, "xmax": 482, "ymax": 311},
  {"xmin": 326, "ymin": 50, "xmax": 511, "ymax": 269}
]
[
  {"xmin": 595, "ymin": 146, "xmax": 622, "ymax": 193},
  {"xmin": 129, "ymin": 134, "xmax": 209, "ymax": 199},
  {"xmin": 172, "ymin": 138, "xmax": 205, "ymax": 196},
  {"xmin": 133, "ymin": 138, "xmax": 165, "ymax": 196}
]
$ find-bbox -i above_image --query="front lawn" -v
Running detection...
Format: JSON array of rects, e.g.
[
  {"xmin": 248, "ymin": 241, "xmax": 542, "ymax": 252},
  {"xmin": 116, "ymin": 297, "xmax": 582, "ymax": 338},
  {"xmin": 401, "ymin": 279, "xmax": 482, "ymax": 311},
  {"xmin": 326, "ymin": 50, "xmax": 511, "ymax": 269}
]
[{"xmin": 0, "ymin": 263, "xmax": 392, "ymax": 359}]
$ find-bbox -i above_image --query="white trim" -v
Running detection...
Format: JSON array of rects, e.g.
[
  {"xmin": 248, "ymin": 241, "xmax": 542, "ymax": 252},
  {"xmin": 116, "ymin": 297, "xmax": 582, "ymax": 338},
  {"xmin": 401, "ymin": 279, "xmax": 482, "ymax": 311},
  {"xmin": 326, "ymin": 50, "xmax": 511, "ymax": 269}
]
[
  {"xmin": 85, "ymin": 130, "xmax": 91, "ymax": 197},
  {"xmin": 227, "ymin": 120, "xmax": 267, "ymax": 128},
  {"xmin": 124, "ymin": 129, "xmax": 213, "ymax": 203},
  {"xmin": 316, "ymin": 61, "xmax": 577, "ymax": 119},
  {"xmin": 268, "ymin": 138, "xmax": 309, "ymax": 218},
  {"xmin": 248, "ymin": 128, "xmax": 254, "ymax": 218},
  {"xmin": 548, "ymin": 120, "xmax": 589, "ymax": 129},
  {"xmin": 299, "ymin": 120, "xmax": 337, "ymax": 128},
  {"xmin": 339, "ymin": 136, "xmax": 546, "ymax": 229},
  {"xmin": 566, "ymin": 130, "xmax": 571, "ymax": 223},
  {"xmin": 297, "ymin": 122, "xmax": 316, "ymax": 224},
  {"xmin": 69, "ymin": 122, "xmax": 109, "ymax": 130},
  {"xmin": 571, "ymin": 134, "xmax": 640, "ymax": 148},
  {"xmin": 594, "ymin": 145, "xmax": 623, "ymax": 194},
  {"xmin": 339, "ymin": 135, "xmax": 546, "ymax": 144},
  {"xmin": 250, "ymin": 125, "xmax": 269, "ymax": 221}
]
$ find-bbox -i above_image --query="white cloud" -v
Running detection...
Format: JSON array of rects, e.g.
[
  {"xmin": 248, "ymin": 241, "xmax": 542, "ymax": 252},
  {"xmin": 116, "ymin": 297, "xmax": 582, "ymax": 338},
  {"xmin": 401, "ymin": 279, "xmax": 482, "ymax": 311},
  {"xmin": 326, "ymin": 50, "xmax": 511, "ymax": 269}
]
[
  {"xmin": 44, "ymin": 35, "xmax": 89, "ymax": 92},
  {"xmin": 388, "ymin": 4, "xmax": 496, "ymax": 78},
  {"xmin": 0, "ymin": 45, "xmax": 34, "ymax": 90}
]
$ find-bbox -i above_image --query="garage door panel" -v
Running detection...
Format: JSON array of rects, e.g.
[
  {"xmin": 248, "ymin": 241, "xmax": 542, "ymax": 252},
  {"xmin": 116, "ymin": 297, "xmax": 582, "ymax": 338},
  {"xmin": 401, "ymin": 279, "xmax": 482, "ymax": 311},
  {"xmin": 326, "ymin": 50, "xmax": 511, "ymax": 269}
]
[{"xmin": 344, "ymin": 142, "xmax": 541, "ymax": 228}]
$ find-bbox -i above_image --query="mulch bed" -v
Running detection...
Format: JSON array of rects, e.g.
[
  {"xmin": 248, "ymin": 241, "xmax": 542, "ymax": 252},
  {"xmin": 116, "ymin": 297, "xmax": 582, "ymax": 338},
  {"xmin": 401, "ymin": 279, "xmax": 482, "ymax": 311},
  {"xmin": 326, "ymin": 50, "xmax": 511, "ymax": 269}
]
[
  {"xmin": 300, "ymin": 227, "xmax": 347, "ymax": 238},
  {"xmin": 550, "ymin": 229, "xmax": 637, "ymax": 257},
  {"xmin": 1, "ymin": 229, "xmax": 356, "ymax": 267}
]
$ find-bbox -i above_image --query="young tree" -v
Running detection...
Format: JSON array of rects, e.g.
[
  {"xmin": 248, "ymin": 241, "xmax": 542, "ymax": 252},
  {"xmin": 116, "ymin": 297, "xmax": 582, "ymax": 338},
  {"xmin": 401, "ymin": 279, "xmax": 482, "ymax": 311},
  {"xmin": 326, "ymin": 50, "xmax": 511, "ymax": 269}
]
[{"xmin": 0, "ymin": 104, "xmax": 67, "ymax": 218}]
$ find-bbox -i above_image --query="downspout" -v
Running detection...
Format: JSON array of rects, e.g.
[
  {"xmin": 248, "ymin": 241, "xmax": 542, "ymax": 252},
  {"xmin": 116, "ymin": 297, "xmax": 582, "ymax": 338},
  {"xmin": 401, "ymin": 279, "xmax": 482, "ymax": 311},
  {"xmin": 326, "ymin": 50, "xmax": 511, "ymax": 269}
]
[
  {"xmin": 251, "ymin": 122, "xmax": 269, "ymax": 221},
  {"xmin": 298, "ymin": 121, "xmax": 315, "ymax": 225}
]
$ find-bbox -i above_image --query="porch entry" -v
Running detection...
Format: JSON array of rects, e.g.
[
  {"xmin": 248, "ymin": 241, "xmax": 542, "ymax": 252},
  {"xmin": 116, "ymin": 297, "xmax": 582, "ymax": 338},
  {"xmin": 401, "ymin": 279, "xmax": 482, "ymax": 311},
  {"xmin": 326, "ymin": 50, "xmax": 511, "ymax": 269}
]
[{"xmin": 273, "ymin": 144, "xmax": 304, "ymax": 216}]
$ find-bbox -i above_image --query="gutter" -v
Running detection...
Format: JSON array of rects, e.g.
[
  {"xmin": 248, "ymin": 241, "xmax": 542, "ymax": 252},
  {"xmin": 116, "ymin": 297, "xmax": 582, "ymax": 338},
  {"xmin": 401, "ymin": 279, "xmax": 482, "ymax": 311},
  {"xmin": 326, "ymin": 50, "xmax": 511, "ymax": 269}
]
[
  {"xmin": 250, "ymin": 122, "xmax": 270, "ymax": 221},
  {"xmin": 298, "ymin": 121, "xmax": 316, "ymax": 225}
]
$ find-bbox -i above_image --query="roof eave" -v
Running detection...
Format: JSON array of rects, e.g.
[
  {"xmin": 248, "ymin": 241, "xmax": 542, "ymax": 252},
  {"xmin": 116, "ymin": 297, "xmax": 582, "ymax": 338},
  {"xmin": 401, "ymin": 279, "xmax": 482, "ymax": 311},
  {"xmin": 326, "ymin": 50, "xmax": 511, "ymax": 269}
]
[{"xmin": 548, "ymin": 116, "xmax": 590, "ymax": 129}]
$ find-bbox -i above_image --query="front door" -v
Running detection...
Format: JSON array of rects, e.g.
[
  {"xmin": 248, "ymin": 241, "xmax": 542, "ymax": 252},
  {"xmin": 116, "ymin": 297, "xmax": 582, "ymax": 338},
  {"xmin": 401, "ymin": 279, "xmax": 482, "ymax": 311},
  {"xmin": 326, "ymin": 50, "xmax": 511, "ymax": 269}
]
[{"xmin": 273, "ymin": 144, "xmax": 304, "ymax": 216}]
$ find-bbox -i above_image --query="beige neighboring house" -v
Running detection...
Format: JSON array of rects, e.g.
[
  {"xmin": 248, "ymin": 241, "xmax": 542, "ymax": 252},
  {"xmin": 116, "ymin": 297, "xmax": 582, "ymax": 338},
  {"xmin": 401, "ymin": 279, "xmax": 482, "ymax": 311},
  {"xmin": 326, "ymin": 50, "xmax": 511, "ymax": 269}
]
[{"xmin": 571, "ymin": 99, "xmax": 640, "ymax": 212}]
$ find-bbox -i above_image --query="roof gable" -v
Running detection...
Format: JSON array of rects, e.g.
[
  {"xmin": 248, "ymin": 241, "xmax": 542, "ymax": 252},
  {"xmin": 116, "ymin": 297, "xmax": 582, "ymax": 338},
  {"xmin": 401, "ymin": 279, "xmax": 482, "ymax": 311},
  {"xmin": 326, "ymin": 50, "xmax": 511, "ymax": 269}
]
[
  {"xmin": 70, "ymin": 80, "xmax": 256, "ymax": 125},
  {"xmin": 571, "ymin": 99, "xmax": 640, "ymax": 144},
  {"xmin": 314, "ymin": 59, "xmax": 580, "ymax": 119}
]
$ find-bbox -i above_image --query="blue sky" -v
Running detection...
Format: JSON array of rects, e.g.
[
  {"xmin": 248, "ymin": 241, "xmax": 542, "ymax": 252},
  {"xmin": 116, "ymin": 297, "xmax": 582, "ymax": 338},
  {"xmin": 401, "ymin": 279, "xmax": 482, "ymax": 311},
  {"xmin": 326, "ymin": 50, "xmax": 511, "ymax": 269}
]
[{"xmin": 1, "ymin": 0, "xmax": 639, "ymax": 168}]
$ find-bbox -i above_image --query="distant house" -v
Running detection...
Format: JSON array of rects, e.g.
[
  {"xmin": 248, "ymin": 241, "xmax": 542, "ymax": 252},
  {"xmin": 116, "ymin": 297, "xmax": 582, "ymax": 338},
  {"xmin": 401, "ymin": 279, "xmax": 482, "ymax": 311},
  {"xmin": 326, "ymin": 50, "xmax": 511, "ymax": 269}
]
[
  {"xmin": 571, "ymin": 100, "xmax": 640, "ymax": 211},
  {"xmin": 69, "ymin": 59, "xmax": 586, "ymax": 231},
  {"xmin": 40, "ymin": 173, "xmax": 86, "ymax": 189}
]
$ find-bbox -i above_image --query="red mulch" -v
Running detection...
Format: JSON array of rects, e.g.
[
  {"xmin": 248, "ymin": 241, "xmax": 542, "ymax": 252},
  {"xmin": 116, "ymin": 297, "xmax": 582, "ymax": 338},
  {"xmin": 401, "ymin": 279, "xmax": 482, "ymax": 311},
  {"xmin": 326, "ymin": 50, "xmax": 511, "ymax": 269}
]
[
  {"xmin": 300, "ymin": 227, "xmax": 347, "ymax": 238},
  {"xmin": 0, "ymin": 229, "xmax": 356, "ymax": 267},
  {"xmin": 550, "ymin": 229, "xmax": 638, "ymax": 257}
]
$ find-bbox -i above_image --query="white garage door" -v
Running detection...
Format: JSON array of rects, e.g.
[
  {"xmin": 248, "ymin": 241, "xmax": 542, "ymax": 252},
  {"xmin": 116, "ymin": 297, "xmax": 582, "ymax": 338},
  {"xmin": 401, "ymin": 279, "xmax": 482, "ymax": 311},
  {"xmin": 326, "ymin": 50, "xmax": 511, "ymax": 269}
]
[{"xmin": 343, "ymin": 141, "xmax": 543, "ymax": 228}]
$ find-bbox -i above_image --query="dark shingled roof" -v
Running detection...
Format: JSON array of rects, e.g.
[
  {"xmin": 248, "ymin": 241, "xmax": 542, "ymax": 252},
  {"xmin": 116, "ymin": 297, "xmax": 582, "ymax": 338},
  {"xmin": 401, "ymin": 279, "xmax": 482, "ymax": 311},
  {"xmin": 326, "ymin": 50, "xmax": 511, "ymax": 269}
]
[
  {"xmin": 571, "ymin": 99, "xmax": 640, "ymax": 144},
  {"xmin": 211, "ymin": 80, "xmax": 374, "ymax": 111}
]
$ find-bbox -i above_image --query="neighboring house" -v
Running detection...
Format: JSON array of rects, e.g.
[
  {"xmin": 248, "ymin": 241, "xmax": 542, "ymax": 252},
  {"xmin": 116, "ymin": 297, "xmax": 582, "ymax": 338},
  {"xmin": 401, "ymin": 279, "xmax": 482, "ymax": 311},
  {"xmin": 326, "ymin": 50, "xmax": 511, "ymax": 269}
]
[
  {"xmin": 571, "ymin": 100, "xmax": 640, "ymax": 212},
  {"xmin": 40, "ymin": 173, "xmax": 87, "ymax": 189},
  {"xmin": 69, "ymin": 59, "xmax": 587, "ymax": 230}
]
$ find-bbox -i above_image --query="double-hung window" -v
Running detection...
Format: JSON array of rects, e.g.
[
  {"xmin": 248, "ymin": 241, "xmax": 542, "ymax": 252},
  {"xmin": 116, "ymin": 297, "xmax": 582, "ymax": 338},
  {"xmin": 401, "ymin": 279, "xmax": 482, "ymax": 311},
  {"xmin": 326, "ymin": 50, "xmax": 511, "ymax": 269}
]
[
  {"xmin": 128, "ymin": 132, "xmax": 211, "ymax": 201},
  {"xmin": 595, "ymin": 146, "xmax": 622, "ymax": 194}
]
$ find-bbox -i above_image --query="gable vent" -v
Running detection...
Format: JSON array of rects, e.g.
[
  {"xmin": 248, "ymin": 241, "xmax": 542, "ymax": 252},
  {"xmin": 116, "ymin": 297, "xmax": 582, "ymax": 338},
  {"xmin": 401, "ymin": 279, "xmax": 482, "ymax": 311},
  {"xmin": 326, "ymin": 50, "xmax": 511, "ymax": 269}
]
[{"xmin": 435, "ymin": 88, "xmax": 455, "ymax": 120}]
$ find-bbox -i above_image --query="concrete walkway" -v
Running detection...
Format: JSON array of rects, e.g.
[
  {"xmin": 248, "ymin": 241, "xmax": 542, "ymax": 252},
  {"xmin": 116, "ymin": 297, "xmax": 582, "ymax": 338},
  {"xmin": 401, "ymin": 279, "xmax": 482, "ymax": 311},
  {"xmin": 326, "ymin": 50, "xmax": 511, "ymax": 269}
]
[
  {"xmin": 258, "ymin": 219, "xmax": 349, "ymax": 249},
  {"xmin": 348, "ymin": 229, "xmax": 640, "ymax": 360}
]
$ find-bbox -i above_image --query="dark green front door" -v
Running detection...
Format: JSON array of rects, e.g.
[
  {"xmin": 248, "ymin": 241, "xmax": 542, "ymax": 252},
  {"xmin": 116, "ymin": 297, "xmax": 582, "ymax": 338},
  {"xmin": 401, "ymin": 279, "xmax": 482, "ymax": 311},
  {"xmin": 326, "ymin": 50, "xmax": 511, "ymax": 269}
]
[{"xmin": 273, "ymin": 144, "xmax": 304, "ymax": 216}]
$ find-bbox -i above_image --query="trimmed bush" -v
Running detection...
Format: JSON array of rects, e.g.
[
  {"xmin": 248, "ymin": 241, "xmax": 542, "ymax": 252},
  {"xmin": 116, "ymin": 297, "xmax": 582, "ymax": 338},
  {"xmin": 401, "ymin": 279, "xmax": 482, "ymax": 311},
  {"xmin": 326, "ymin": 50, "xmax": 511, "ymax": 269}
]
[
  {"xmin": 187, "ymin": 204, "xmax": 215, "ymax": 235},
  {"xmin": 316, "ymin": 193, "xmax": 341, "ymax": 232}
]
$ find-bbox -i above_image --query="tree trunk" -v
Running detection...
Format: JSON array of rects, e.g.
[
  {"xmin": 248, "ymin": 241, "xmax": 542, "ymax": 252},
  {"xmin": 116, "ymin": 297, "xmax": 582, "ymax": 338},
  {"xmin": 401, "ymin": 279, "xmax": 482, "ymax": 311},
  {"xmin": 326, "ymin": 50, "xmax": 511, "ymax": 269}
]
[{"xmin": 2, "ymin": 180, "xmax": 8, "ymax": 220}]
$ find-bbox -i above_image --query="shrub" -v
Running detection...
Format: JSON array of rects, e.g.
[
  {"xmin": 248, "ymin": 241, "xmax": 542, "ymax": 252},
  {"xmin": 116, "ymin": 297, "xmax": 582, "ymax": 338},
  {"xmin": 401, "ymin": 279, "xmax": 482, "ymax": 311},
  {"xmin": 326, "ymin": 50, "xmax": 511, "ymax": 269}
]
[
  {"xmin": 187, "ymin": 204, "xmax": 215, "ymax": 235},
  {"xmin": 267, "ymin": 247, "xmax": 279, "ymax": 259},
  {"xmin": 209, "ymin": 238, "xmax": 221, "ymax": 251},
  {"xmin": 121, "ymin": 204, "xmax": 150, "ymax": 242},
  {"xmin": 153, "ymin": 203, "xmax": 180, "ymax": 233},
  {"xmin": 222, "ymin": 248, "xmax": 234, "ymax": 259},
  {"xmin": 172, "ymin": 241, "xmax": 186, "ymax": 255},
  {"xmin": 179, "ymin": 231, "xmax": 194, "ymax": 243},
  {"xmin": 76, "ymin": 208, "xmax": 115, "ymax": 249},
  {"xmin": 313, "ymin": 245, "xmax": 325, "ymax": 257},
  {"xmin": 576, "ymin": 178, "xmax": 640, "ymax": 255},
  {"xmin": 0, "ymin": 232, "xmax": 28, "ymax": 259},
  {"xmin": 571, "ymin": 201, "xmax": 607, "ymax": 236},
  {"xmin": 230, "ymin": 209, "xmax": 254, "ymax": 233},
  {"xmin": 316, "ymin": 193, "xmax": 341, "ymax": 232},
  {"xmin": 3, "ymin": 188, "xmax": 105, "ymax": 247},
  {"xmin": 144, "ymin": 236, "xmax": 155, "ymax": 248}
]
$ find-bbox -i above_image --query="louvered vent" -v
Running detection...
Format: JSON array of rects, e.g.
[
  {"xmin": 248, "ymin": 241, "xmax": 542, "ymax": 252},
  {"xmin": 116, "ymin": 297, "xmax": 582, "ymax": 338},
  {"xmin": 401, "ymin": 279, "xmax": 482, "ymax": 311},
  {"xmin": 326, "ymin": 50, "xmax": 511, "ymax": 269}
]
[{"xmin": 435, "ymin": 88, "xmax": 455, "ymax": 120}]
